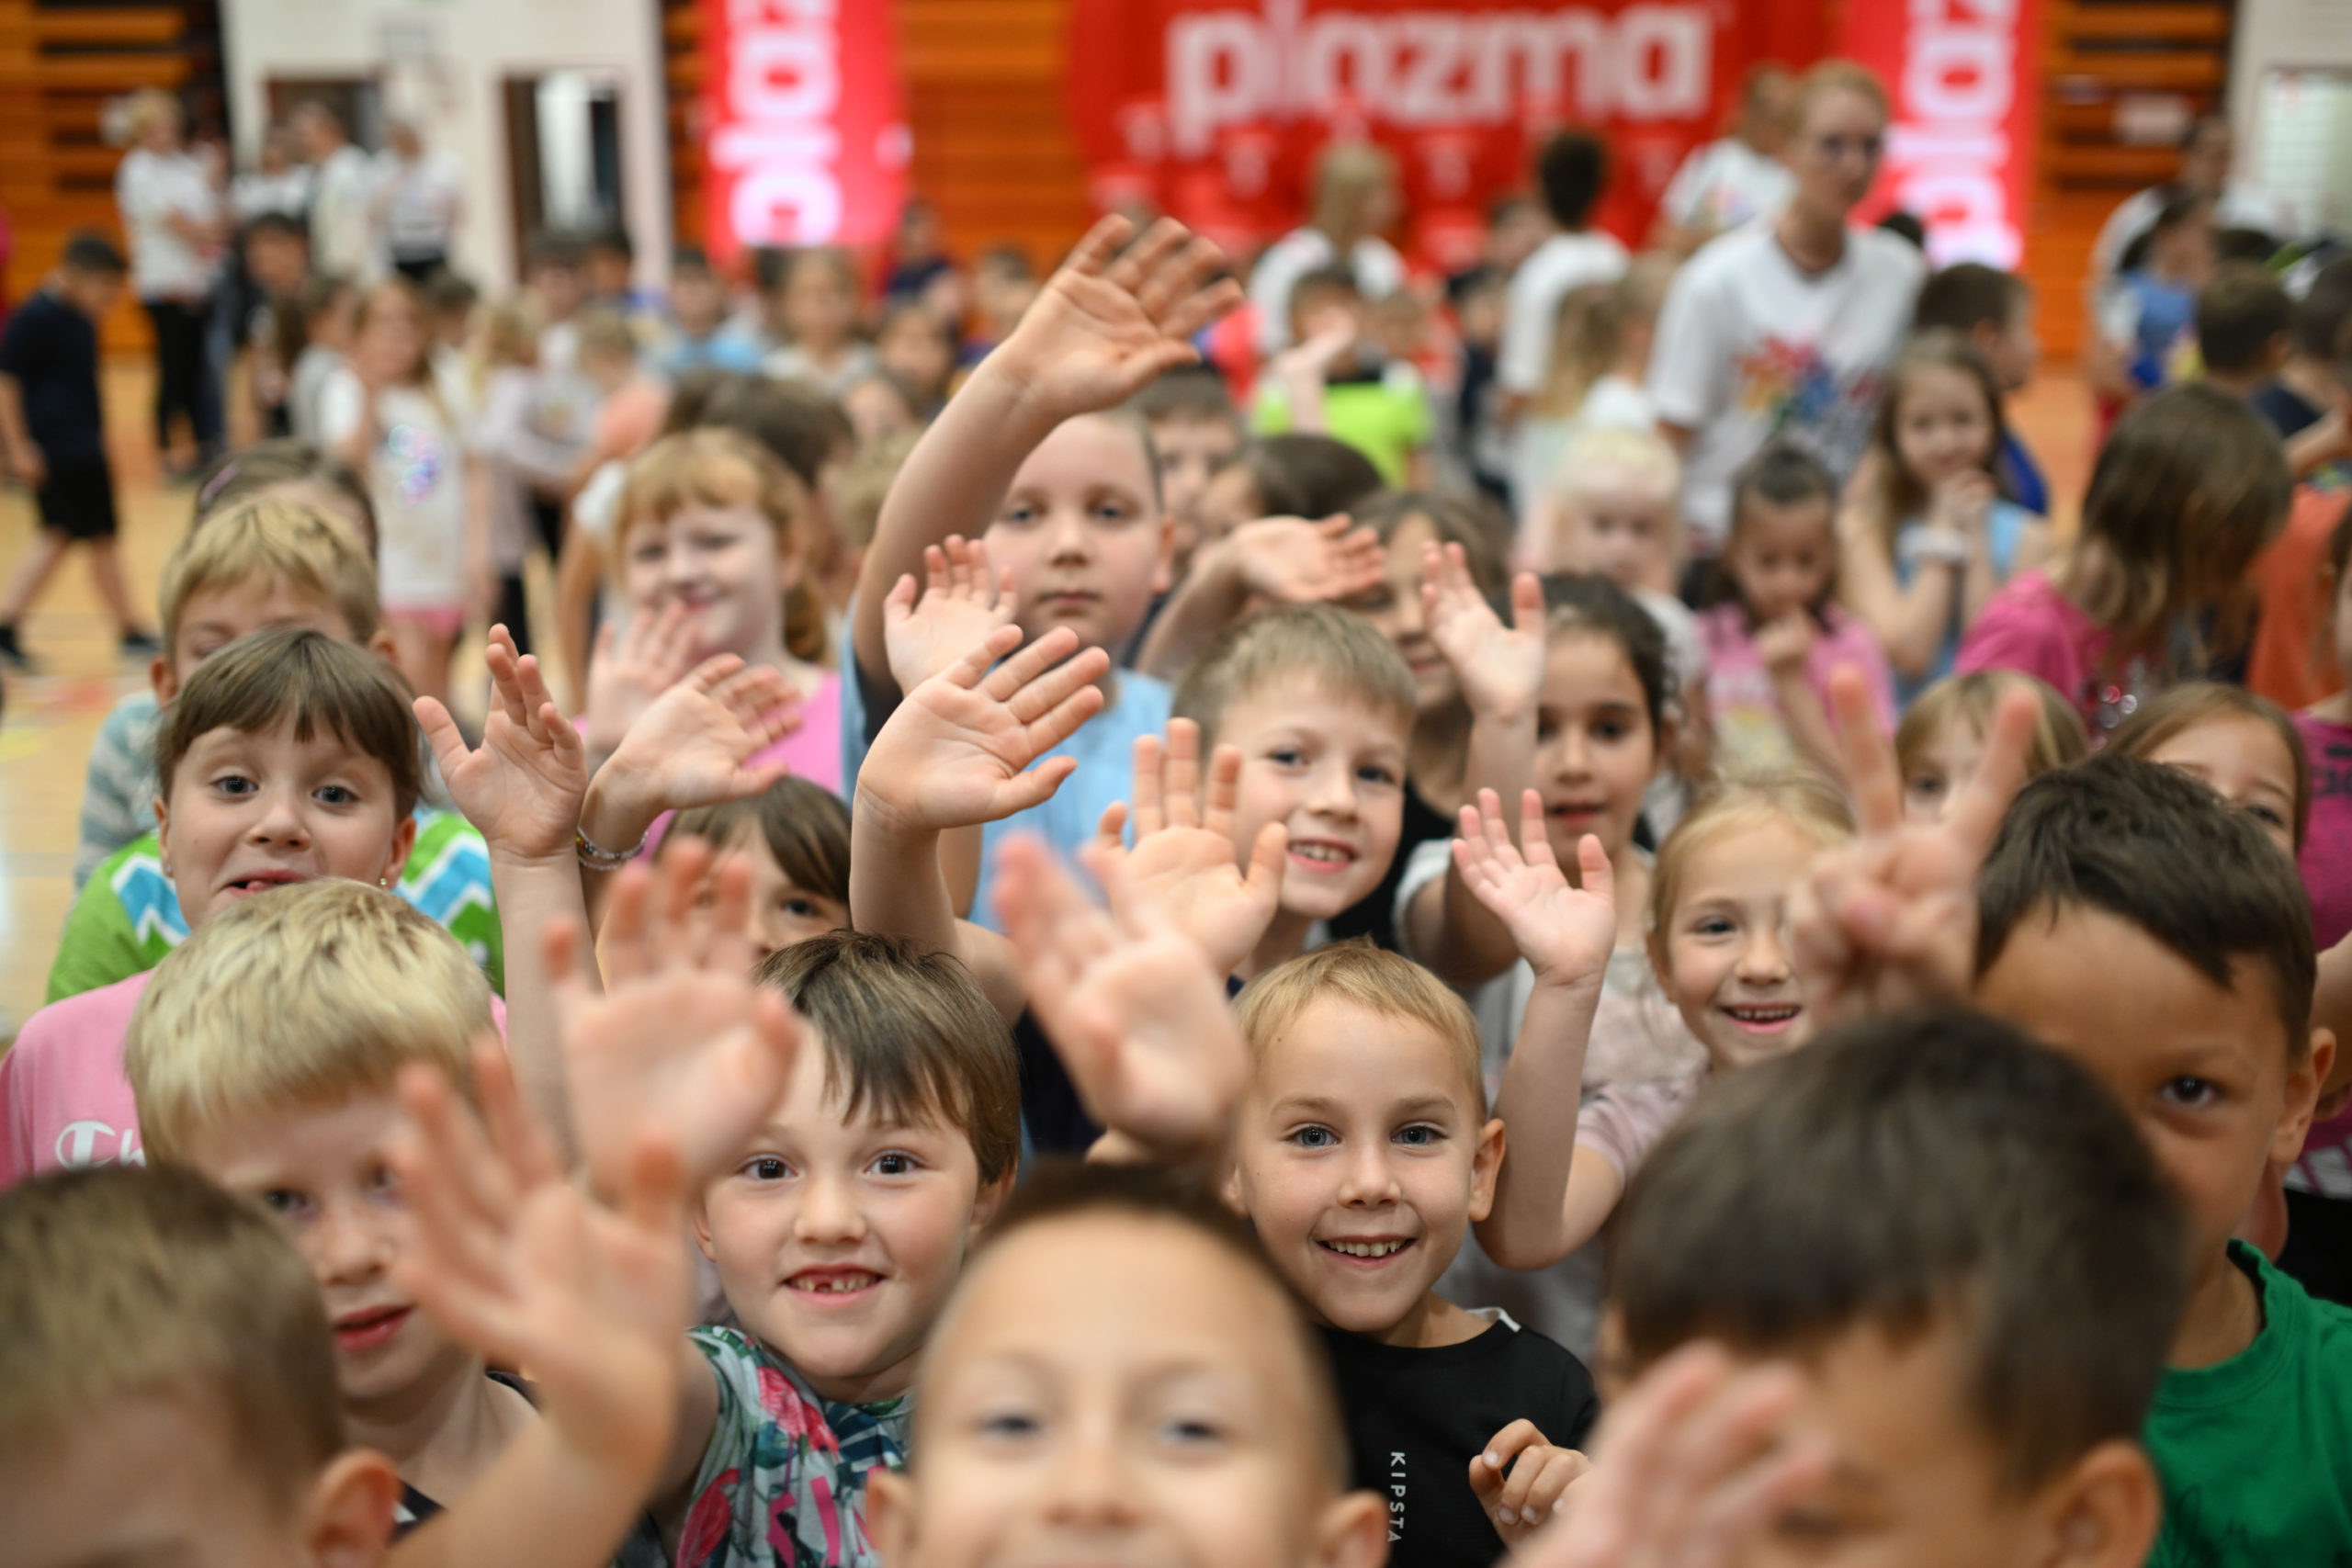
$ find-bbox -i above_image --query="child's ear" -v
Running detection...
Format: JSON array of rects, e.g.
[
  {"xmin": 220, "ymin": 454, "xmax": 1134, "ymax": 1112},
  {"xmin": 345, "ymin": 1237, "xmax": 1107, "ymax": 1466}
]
[
  {"xmin": 1308, "ymin": 1489, "xmax": 1389, "ymax": 1568},
  {"xmin": 967, "ymin": 1164, "xmax": 1017, "ymax": 1239},
  {"xmin": 379, "ymin": 812, "xmax": 418, "ymax": 891},
  {"xmin": 302, "ymin": 1448, "xmax": 401, "ymax": 1568},
  {"xmin": 366, "ymin": 628, "xmax": 399, "ymax": 668},
  {"xmin": 2274, "ymin": 1029, "xmax": 2339, "ymax": 1167},
  {"xmin": 1465, "ymin": 1118, "xmax": 1505, "ymax": 1224},
  {"xmin": 2036, "ymin": 1437, "xmax": 2163, "ymax": 1568},
  {"xmin": 688, "ymin": 1192, "xmax": 720, "ymax": 1262},
  {"xmin": 150, "ymin": 652, "xmax": 177, "ymax": 703},
  {"xmin": 154, "ymin": 796, "xmax": 175, "ymax": 876},
  {"xmin": 865, "ymin": 1466, "xmax": 917, "ymax": 1568}
]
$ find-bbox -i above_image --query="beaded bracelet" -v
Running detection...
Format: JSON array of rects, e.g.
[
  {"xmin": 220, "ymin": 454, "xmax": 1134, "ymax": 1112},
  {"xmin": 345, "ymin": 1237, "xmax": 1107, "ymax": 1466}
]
[{"xmin": 575, "ymin": 824, "xmax": 645, "ymax": 872}]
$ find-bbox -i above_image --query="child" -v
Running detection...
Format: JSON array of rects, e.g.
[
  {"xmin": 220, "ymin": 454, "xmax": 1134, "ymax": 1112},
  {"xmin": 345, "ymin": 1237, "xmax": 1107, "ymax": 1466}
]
[
  {"xmin": 322, "ymin": 278, "xmax": 480, "ymax": 706},
  {"xmin": 1600, "ymin": 1009, "xmax": 2186, "ymax": 1568},
  {"xmin": 2109, "ymin": 683, "xmax": 2307, "ymax": 862},
  {"xmin": 73, "ymin": 459, "xmax": 379, "ymax": 885},
  {"xmin": 2088, "ymin": 190, "xmax": 2214, "ymax": 409},
  {"xmin": 577, "ymin": 308, "xmax": 671, "ymax": 482},
  {"xmin": 1510, "ymin": 255, "xmax": 1671, "ymax": 539},
  {"xmin": 1701, "ymin": 445, "xmax": 1894, "ymax": 779},
  {"xmin": 1130, "ymin": 364, "xmax": 1245, "ymax": 566},
  {"xmin": 1453, "ymin": 773, "xmax": 1853, "ymax": 1351},
  {"xmin": 1224, "ymin": 941, "xmax": 1600, "ymax": 1568},
  {"xmin": 842, "ymin": 368, "xmax": 922, "ymax": 442},
  {"xmin": 873, "ymin": 299, "xmax": 956, "ymax": 415},
  {"xmin": 288, "ymin": 273, "xmax": 356, "ymax": 443},
  {"xmin": 47, "ymin": 531, "xmax": 502, "ymax": 1008},
  {"xmin": 860, "ymin": 1163, "xmax": 1389, "ymax": 1568},
  {"xmin": 1959, "ymin": 382, "xmax": 2290, "ymax": 734},
  {"xmin": 660, "ymin": 245, "xmax": 765, "ymax": 378},
  {"xmin": 1838, "ymin": 330, "xmax": 2051, "ymax": 707},
  {"xmin": 1253, "ymin": 265, "xmax": 1432, "ymax": 487},
  {"xmin": 662, "ymin": 775, "xmax": 852, "ymax": 956},
  {"xmin": 469, "ymin": 302, "xmax": 579, "ymax": 649},
  {"xmin": 963, "ymin": 242, "xmax": 1038, "ymax": 365},
  {"xmin": 2302, "ymin": 512, "xmax": 2352, "ymax": 950},
  {"xmin": 2246, "ymin": 322, "xmax": 2352, "ymax": 710},
  {"xmin": 850, "ymin": 216, "xmax": 1240, "ymax": 925},
  {"xmin": 1913, "ymin": 261, "xmax": 2049, "ymax": 514},
  {"xmin": 525, "ymin": 231, "xmax": 589, "ymax": 372},
  {"xmin": 1193, "ymin": 432, "xmax": 1387, "ymax": 547},
  {"xmin": 0, "ymin": 232, "xmax": 153, "ymax": 670},
  {"xmin": 0, "ymin": 1154, "xmax": 689, "ymax": 1568},
  {"xmin": 2196, "ymin": 261, "xmax": 2293, "ymax": 400},
  {"xmin": 1895, "ymin": 669, "xmax": 2087, "ymax": 823},
  {"xmin": 763, "ymin": 246, "xmax": 880, "ymax": 398}
]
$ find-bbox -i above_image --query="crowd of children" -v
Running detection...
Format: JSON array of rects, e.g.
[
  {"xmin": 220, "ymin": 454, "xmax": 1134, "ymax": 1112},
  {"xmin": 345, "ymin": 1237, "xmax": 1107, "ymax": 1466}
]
[{"xmin": 8, "ymin": 51, "xmax": 2352, "ymax": 1568}]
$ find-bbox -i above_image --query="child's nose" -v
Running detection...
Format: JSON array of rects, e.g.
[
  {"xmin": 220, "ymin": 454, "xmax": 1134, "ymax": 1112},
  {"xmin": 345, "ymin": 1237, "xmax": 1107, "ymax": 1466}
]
[
  {"xmin": 251, "ymin": 786, "xmax": 311, "ymax": 844},
  {"xmin": 793, "ymin": 1169, "xmax": 867, "ymax": 1244},
  {"xmin": 1736, "ymin": 921, "xmax": 1792, "ymax": 982},
  {"xmin": 309, "ymin": 1200, "xmax": 392, "ymax": 1284},
  {"xmin": 1306, "ymin": 762, "xmax": 1361, "ymax": 820}
]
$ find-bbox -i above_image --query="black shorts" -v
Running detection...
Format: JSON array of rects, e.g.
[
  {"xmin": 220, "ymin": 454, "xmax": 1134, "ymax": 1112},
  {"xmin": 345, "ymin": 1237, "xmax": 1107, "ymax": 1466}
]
[{"xmin": 36, "ymin": 459, "xmax": 119, "ymax": 541}]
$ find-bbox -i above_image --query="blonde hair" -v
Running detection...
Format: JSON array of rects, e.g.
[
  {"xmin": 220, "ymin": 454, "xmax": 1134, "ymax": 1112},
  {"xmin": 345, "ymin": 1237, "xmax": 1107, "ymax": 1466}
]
[
  {"xmin": 575, "ymin": 308, "xmax": 639, "ymax": 364},
  {"xmin": 158, "ymin": 498, "xmax": 381, "ymax": 655},
  {"xmin": 126, "ymin": 879, "xmax": 492, "ymax": 1166},
  {"xmin": 1237, "ymin": 939, "xmax": 1485, "ymax": 1112},
  {"xmin": 124, "ymin": 87, "xmax": 181, "ymax": 142},
  {"xmin": 1895, "ymin": 672, "xmax": 2089, "ymax": 794},
  {"xmin": 1173, "ymin": 602, "xmax": 1417, "ymax": 750},
  {"xmin": 0, "ymin": 1165, "xmax": 344, "ymax": 1501},
  {"xmin": 616, "ymin": 428, "xmax": 824, "ymax": 663},
  {"xmin": 2107, "ymin": 682, "xmax": 2310, "ymax": 851},
  {"xmin": 1793, "ymin": 59, "xmax": 1890, "ymax": 127},
  {"xmin": 1648, "ymin": 773, "xmax": 1858, "ymax": 946},
  {"xmin": 474, "ymin": 300, "xmax": 540, "ymax": 370},
  {"xmin": 1554, "ymin": 423, "xmax": 1682, "ymax": 513}
]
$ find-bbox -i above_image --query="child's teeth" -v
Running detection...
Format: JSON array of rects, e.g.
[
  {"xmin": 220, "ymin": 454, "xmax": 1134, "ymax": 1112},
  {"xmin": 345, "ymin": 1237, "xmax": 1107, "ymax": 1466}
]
[{"xmin": 1326, "ymin": 1239, "xmax": 1407, "ymax": 1258}]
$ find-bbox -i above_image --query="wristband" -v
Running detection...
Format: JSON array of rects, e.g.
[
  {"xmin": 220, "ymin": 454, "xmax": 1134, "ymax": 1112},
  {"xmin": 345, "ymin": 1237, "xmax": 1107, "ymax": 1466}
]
[
  {"xmin": 1908, "ymin": 527, "xmax": 1971, "ymax": 567},
  {"xmin": 575, "ymin": 824, "xmax": 645, "ymax": 872}
]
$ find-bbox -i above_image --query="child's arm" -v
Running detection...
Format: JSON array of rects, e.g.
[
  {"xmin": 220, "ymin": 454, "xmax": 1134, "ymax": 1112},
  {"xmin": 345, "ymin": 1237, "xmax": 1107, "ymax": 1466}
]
[
  {"xmin": 993, "ymin": 833, "xmax": 1251, "ymax": 1174},
  {"xmin": 1090, "ymin": 720, "xmax": 1289, "ymax": 981},
  {"xmin": 1834, "ymin": 470, "xmax": 1968, "ymax": 682},
  {"xmin": 1135, "ymin": 514, "xmax": 1386, "ymax": 680},
  {"xmin": 1787, "ymin": 669, "xmax": 2037, "ymax": 1026},
  {"xmin": 1265, "ymin": 312, "xmax": 1355, "ymax": 436},
  {"xmin": 415, "ymin": 626, "xmax": 597, "ymax": 1149},
  {"xmin": 851, "ymin": 622, "xmax": 1110, "ymax": 1021},
  {"xmin": 1402, "ymin": 556, "xmax": 1550, "ymax": 983},
  {"xmin": 1472, "ymin": 1420, "xmax": 1593, "ymax": 1547},
  {"xmin": 1754, "ymin": 615, "xmax": 1848, "ymax": 783},
  {"xmin": 853, "ymin": 216, "xmax": 1240, "ymax": 699},
  {"xmin": 578, "ymin": 599, "xmax": 702, "ymax": 769},
  {"xmin": 1450, "ymin": 790, "xmax": 1625, "ymax": 1269},
  {"xmin": 383, "ymin": 1042, "xmax": 694, "ymax": 1568},
  {"xmin": 1504, "ymin": 1346, "xmax": 1831, "ymax": 1568},
  {"xmin": 0, "ymin": 372, "xmax": 42, "ymax": 486}
]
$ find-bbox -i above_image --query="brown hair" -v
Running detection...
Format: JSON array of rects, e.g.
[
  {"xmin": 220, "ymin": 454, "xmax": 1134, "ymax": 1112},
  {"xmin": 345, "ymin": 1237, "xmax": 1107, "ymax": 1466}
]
[
  {"xmin": 193, "ymin": 440, "xmax": 378, "ymax": 557},
  {"xmin": 155, "ymin": 626, "xmax": 424, "ymax": 821},
  {"xmin": 2107, "ymin": 682, "xmax": 2311, "ymax": 852},
  {"xmin": 1864, "ymin": 330, "xmax": 2013, "ymax": 553},
  {"xmin": 616, "ymin": 428, "xmax": 827, "ymax": 664},
  {"xmin": 664, "ymin": 775, "xmax": 853, "ymax": 909},
  {"xmin": 1173, "ymin": 601, "xmax": 1418, "ymax": 751},
  {"xmin": 1895, "ymin": 671, "xmax": 2089, "ymax": 788},
  {"xmin": 0, "ymin": 1164, "xmax": 345, "ymax": 1503},
  {"xmin": 752, "ymin": 931, "xmax": 1022, "ymax": 1184},
  {"xmin": 1236, "ymin": 937, "xmax": 1484, "ymax": 1112}
]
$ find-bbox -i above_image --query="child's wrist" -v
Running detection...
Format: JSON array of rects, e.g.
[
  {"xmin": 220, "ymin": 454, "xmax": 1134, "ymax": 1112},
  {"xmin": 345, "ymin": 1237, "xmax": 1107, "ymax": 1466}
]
[{"xmin": 579, "ymin": 773, "xmax": 662, "ymax": 858}]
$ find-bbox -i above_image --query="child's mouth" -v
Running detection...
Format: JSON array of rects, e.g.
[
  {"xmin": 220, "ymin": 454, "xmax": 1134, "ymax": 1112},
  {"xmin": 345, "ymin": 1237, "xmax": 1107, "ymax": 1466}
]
[
  {"xmin": 1288, "ymin": 840, "xmax": 1358, "ymax": 873},
  {"xmin": 333, "ymin": 1305, "xmax": 413, "ymax": 1354},
  {"xmin": 1317, "ymin": 1236, "xmax": 1414, "ymax": 1265},
  {"xmin": 220, "ymin": 869, "xmax": 307, "ymax": 897},
  {"xmin": 1723, "ymin": 1003, "xmax": 1802, "ymax": 1034},
  {"xmin": 786, "ymin": 1269, "xmax": 883, "ymax": 1299}
]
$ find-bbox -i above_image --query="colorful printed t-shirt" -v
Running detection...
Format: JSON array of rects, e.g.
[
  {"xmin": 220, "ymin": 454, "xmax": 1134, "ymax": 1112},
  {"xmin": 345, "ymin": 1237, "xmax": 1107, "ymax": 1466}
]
[
  {"xmin": 1698, "ymin": 603, "xmax": 1895, "ymax": 775},
  {"xmin": 645, "ymin": 1327, "xmax": 910, "ymax": 1568},
  {"xmin": 43, "ymin": 807, "xmax": 503, "ymax": 1004}
]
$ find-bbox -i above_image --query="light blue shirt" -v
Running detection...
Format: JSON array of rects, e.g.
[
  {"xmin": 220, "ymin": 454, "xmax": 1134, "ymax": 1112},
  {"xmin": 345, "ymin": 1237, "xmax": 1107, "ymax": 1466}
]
[{"xmin": 1893, "ymin": 498, "xmax": 2030, "ymax": 709}]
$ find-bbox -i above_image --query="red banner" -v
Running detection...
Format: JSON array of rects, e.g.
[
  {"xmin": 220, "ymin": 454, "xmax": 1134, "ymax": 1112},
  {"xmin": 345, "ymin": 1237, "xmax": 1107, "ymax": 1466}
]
[
  {"xmin": 1066, "ymin": 0, "xmax": 1767, "ymax": 271},
  {"xmin": 1841, "ymin": 0, "xmax": 2041, "ymax": 268},
  {"xmin": 700, "ymin": 0, "xmax": 910, "ymax": 266}
]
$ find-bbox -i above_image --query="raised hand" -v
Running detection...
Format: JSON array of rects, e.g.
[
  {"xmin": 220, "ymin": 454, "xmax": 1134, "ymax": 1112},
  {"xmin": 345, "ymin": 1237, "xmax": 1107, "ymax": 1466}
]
[
  {"xmin": 600, "ymin": 654, "xmax": 802, "ymax": 816},
  {"xmin": 1754, "ymin": 612, "xmax": 1818, "ymax": 677},
  {"xmin": 1509, "ymin": 1345, "xmax": 1829, "ymax": 1568},
  {"xmin": 883, "ymin": 536, "xmax": 1018, "ymax": 694},
  {"xmin": 1787, "ymin": 666, "xmax": 2038, "ymax": 1023},
  {"xmin": 993, "ymin": 833, "xmax": 1250, "ymax": 1161},
  {"xmin": 1227, "ymin": 514, "xmax": 1388, "ymax": 605},
  {"xmin": 859, "ymin": 623, "xmax": 1110, "ymax": 834},
  {"xmin": 1092, "ymin": 719, "xmax": 1287, "ymax": 979},
  {"xmin": 417, "ymin": 625, "xmax": 588, "ymax": 863},
  {"xmin": 549, "ymin": 839, "xmax": 804, "ymax": 1195},
  {"xmin": 582, "ymin": 599, "xmax": 700, "ymax": 756},
  {"xmin": 1426, "ymin": 544, "xmax": 1547, "ymax": 720},
  {"xmin": 1927, "ymin": 469, "xmax": 1997, "ymax": 539},
  {"xmin": 387, "ymin": 1040, "xmax": 690, "ymax": 1489},
  {"xmin": 1472, "ymin": 1420, "xmax": 1593, "ymax": 1547},
  {"xmin": 993, "ymin": 216, "xmax": 1243, "ymax": 423},
  {"xmin": 1453, "ymin": 788, "xmax": 1614, "ymax": 991}
]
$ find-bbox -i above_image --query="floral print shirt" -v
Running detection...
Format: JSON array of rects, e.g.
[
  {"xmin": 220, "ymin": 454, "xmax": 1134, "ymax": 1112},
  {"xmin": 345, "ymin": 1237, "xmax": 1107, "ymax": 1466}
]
[{"xmin": 627, "ymin": 1327, "xmax": 910, "ymax": 1568}]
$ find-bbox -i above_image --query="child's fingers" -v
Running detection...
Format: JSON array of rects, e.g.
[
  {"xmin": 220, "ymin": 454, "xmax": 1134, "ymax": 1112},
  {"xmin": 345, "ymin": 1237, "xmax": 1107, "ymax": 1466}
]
[
  {"xmin": 652, "ymin": 835, "xmax": 714, "ymax": 964},
  {"xmin": 1510, "ymin": 570, "xmax": 1545, "ymax": 632},
  {"xmin": 619, "ymin": 1131, "xmax": 690, "ymax": 1239},
  {"xmin": 978, "ymin": 624, "xmax": 1083, "ymax": 701},
  {"xmin": 683, "ymin": 652, "xmax": 750, "ymax": 696},
  {"xmin": 1158, "ymin": 275, "xmax": 1244, "ymax": 345},
  {"xmin": 1132, "ymin": 226, "xmax": 1213, "ymax": 317},
  {"xmin": 1202, "ymin": 743, "xmax": 1245, "ymax": 840},
  {"xmin": 1019, "ymin": 685, "xmax": 1108, "ymax": 766},
  {"xmin": 1103, "ymin": 217, "xmax": 1188, "ymax": 297},
  {"xmin": 1002, "ymin": 643, "xmax": 1112, "ymax": 727},
  {"xmin": 1096, "ymin": 799, "xmax": 1129, "ymax": 851},
  {"xmin": 1829, "ymin": 666, "xmax": 1900, "ymax": 835},
  {"xmin": 883, "ymin": 571, "xmax": 917, "ymax": 621},
  {"xmin": 1062, "ymin": 213, "xmax": 1137, "ymax": 278},
  {"xmin": 1474, "ymin": 1419, "xmax": 1550, "ymax": 1499},
  {"xmin": 1163, "ymin": 718, "xmax": 1203, "ymax": 829},
  {"xmin": 1241, "ymin": 819, "xmax": 1289, "ymax": 908},
  {"xmin": 1511, "ymin": 1449, "xmax": 1592, "ymax": 1527},
  {"xmin": 1945, "ymin": 684, "xmax": 2040, "ymax": 862},
  {"xmin": 702, "ymin": 850, "xmax": 755, "ymax": 966},
  {"xmin": 1680, "ymin": 1432, "xmax": 1835, "ymax": 1567},
  {"xmin": 950, "ymin": 623, "xmax": 1028, "ymax": 690},
  {"xmin": 598, "ymin": 860, "xmax": 657, "ymax": 981},
  {"xmin": 923, "ymin": 542, "xmax": 952, "ymax": 598},
  {"xmin": 1476, "ymin": 788, "xmax": 1516, "ymax": 860},
  {"xmin": 1518, "ymin": 789, "xmax": 1558, "ymax": 870},
  {"xmin": 1130, "ymin": 733, "xmax": 1168, "ymax": 838},
  {"xmin": 997, "ymin": 753, "xmax": 1082, "ymax": 817},
  {"xmin": 473, "ymin": 1038, "xmax": 560, "ymax": 1193},
  {"xmin": 1575, "ymin": 835, "xmax": 1611, "ymax": 907},
  {"xmin": 413, "ymin": 695, "xmax": 471, "ymax": 776}
]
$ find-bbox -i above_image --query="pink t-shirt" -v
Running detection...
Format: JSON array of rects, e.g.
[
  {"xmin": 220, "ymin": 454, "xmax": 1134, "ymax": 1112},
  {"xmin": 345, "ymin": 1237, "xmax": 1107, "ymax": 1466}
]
[
  {"xmin": 2297, "ymin": 710, "xmax": 2352, "ymax": 953},
  {"xmin": 1955, "ymin": 569, "xmax": 2141, "ymax": 734},
  {"xmin": 1698, "ymin": 603, "xmax": 1894, "ymax": 775},
  {"xmin": 1, "ymin": 973, "xmax": 506, "ymax": 1186}
]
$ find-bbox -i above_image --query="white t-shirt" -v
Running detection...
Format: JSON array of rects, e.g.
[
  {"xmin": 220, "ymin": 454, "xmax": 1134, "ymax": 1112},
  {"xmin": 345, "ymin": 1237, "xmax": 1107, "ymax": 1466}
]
[
  {"xmin": 2089, "ymin": 178, "xmax": 2290, "ymax": 282},
  {"xmin": 1646, "ymin": 222, "xmax": 1924, "ymax": 551},
  {"xmin": 321, "ymin": 371, "xmax": 470, "ymax": 610},
  {"xmin": 115, "ymin": 148, "xmax": 220, "ymax": 299},
  {"xmin": 1498, "ymin": 231, "xmax": 1631, "ymax": 397},
  {"xmin": 310, "ymin": 144, "xmax": 382, "ymax": 281},
  {"xmin": 1509, "ymin": 374, "xmax": 1658, "ymax": 535},
  {"xmin": 1247, "ymin": 228, "xmax": 1406, "ymax": 353},
  {"xmin": 376, "ymin": 150, "xmax": 464, "ymax": 260},
  {"xmin": 1658, "ymin": 139, "xmax": 1794, "ymax": 235},
  {"xmin": 232, "ymin": 165, "xmax": 311, "ymax": 224}
]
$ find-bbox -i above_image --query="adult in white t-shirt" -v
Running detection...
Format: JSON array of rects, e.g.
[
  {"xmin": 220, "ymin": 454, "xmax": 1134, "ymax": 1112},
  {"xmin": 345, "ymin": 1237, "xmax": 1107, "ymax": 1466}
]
[
  {"xmin": 1651, "ymin": 63, "xmax": 1798, "ymax": 255},
  {"xmin": 1498, "ymin": 129, "xmax": 1630, "ymax": 410},
  {"xmin": 2088, "ymin": 114, "xmax": 2288, "ymax": 285},
  {"xmin": 1248, "ymin": 141, "xmax": 1405, "ymax": 355},
  {"xmin": 114, "ymin": 89, "xmax": 226, "ymax": 467},
  {"xmin": 294, "ymin": 101, "xmax": 382, "ymax": 282},
  {"xmin": 1647, "ymin": 63, "xmax": 1925, "ymax": 556},
  {"xmin": 374, "ymin": 120, "xmax": 465, "ymax": 284}
]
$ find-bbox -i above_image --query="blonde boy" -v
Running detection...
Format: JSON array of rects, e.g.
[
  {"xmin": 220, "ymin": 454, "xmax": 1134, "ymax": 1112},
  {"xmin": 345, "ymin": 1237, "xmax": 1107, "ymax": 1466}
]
[
  {"xmin": 1227, "ymin": 942, "xmax": 1600, "ymax": 1568},
  {"xmin": 54, "ymin": 499, "xmax": 503, "ymax": 1003}
]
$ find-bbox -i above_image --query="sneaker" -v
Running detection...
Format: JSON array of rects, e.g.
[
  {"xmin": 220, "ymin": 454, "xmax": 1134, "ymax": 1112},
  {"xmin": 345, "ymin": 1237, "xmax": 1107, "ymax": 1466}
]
[
  {"xmin": 0, "ymin": 626, "xmax": 35, "ymax": 674},
  {"xmin": 119, "ymin": 628, "xmax": 163, "ymax": 659}
]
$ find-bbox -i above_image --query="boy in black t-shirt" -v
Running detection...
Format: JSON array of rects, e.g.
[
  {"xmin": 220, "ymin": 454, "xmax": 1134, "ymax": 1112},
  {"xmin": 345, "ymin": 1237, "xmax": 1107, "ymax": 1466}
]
[{"xmin": 0, "ymin": 231, "xmax": 154, "ymax": 671}]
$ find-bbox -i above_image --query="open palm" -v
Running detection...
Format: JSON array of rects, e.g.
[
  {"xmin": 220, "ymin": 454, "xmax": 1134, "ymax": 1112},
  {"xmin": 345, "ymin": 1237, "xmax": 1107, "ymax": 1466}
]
[
  {"xmin": 1454, "ymin": 788, "xmax": 1616, "ymax": 988},
  {"xmin": 996, "ymin": 217, "xmax": 1243, "ymax": 418},
  {"xmin": 418, "ymin": 626, "xmax": 587, "ymax": 862},
  {"xmin": 1426, "ymin": 546, "xmax": 1547, "ymax": 719},
  {"xmin": 605, "ymin": 654, "xmax": 802, "ymax": 813},
  {"xmin": 1096, "ymin": 721, "xmax": 1284, "ymax": 978},
  {"xmin": 883, "ymin": 535, "xmax": 1017, "ymax": 693}
]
